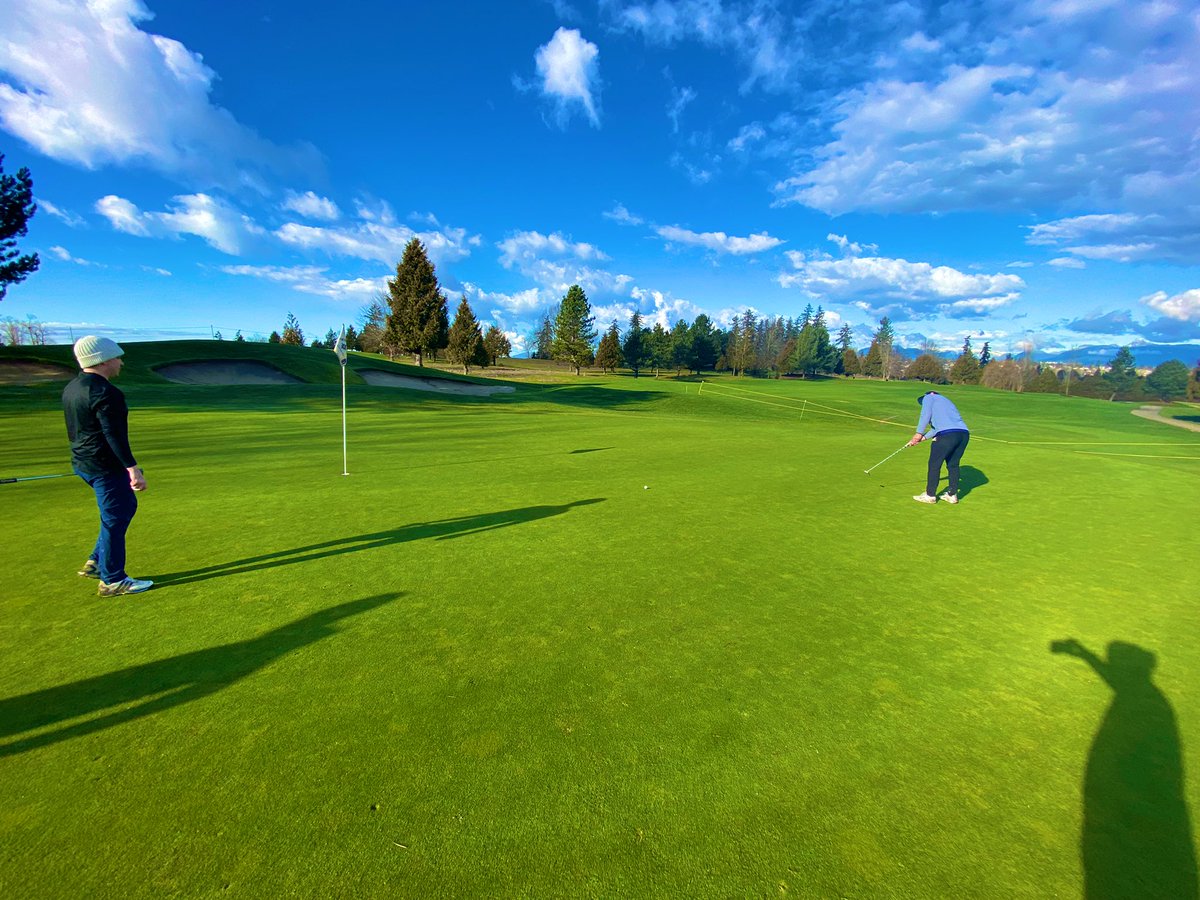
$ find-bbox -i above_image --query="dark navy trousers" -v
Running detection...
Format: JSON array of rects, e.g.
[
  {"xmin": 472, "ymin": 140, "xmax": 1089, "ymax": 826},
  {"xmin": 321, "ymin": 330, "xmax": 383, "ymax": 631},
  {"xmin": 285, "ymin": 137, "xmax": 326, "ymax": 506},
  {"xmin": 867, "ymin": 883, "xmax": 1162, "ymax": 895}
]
[{"xmin": 926, "ymin": 430, "xmax": 970, "ymax": 497}]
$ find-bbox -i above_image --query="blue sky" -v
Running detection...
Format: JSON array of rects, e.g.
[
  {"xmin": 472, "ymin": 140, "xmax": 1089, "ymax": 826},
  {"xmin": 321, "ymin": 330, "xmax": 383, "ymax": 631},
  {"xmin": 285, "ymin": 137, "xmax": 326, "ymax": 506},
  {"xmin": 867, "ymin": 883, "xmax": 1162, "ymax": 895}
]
[{"xmin": 2, "ymin": 0, "xmax": 1198, "ymax": 360}]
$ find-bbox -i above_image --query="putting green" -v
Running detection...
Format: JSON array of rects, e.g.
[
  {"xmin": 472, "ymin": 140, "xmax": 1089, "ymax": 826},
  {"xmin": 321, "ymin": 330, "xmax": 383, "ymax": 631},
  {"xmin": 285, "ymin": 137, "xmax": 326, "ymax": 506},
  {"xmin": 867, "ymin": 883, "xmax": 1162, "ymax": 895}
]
[{"xmin": 1, "ymin": 346, "xmax": 1196, "ymax": 898}]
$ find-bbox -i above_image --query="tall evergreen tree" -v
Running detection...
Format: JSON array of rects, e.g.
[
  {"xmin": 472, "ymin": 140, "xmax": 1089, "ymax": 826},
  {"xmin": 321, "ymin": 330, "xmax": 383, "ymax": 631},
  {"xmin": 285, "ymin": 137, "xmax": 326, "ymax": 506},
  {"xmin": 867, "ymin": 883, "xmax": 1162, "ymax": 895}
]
[
  {"xmin": 836, "ymin": 322, "xmax": 854, "ymax": 353},
  {"xmin": 482, "ymin": 325, "xmax": 512, "ymax": 366},
  {"xmin": 446, "ymin": 295, "xmax": 487, "ymax": 373},
  {"xmin": 689, "ymin": 315, "xmax": 717, "ymax": 372},
  {"xmin": 358, "ymin": 297, "xmax": 387, "ymax": 354},
  {"xmin": 1145, "ymin": 359, "xmax": 1189, "ymax": 400},
  {"xmin": 533, "ymin": 313, "xmax": 554, "ymax": 360},
  {"xmin": 670, "ymin": 319, "xmax": 694, "ymax": 373},
  {"xmin": 595, "ymin": 321, "xmax": 624, "ymax": 373},
  {"xmin": 551, "ymin": 284, "xmax": 597, "ymax": 375},
  {"xmin": 649, "ymin": 322, "xmax": 672, "ymax": 375},
  {"xmin": 729, "ymin": 310, "xmax": 757, "ymax": 376},
  {"xmin": 385, "ymin": 238, "xmax": 446, "ymax": 367},
  {"xmin": 0, "ymin": 154, "xmax": 39, "ymax": 302},
  {"xmin": 948, "ymin": 336, "xmax": 981, "ymax": 384},
  {"xmin": 1105, "ymin": 346, "xmax": 1138, "ymax": 399},
  {"xmin": 622, "ymin": 311, "xmax": 647, "ymax": 376},
  {"xmin": 281, "ymin": 312, "xmax": 304, "ymax": 345},
  {"xmin": 841, "ymin": 347, "xmax": 861, "ymax": 375},
  {"xmin": 978, "ymin": 341, "xmax": 992, "ymax": 367}
]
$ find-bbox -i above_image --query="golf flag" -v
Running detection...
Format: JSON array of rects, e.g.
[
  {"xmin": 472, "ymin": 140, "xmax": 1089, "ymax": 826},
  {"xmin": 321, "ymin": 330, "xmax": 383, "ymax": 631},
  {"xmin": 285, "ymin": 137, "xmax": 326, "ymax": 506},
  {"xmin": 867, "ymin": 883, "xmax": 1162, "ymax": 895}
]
[{"xmin": 333, "ymin": 327, "xmax": 348, "ymax": 366}]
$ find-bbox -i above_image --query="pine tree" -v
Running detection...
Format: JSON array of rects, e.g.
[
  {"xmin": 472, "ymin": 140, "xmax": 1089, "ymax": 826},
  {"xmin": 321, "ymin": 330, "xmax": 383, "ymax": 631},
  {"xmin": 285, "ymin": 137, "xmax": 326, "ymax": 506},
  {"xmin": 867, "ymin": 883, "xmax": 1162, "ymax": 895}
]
[
  {"xmin": 269, "ymin": 331, "xmax": 282, "ymax": 344},
  {"xmin": 842, "ymin": 347, "xmax": 860, "ymax": 375},
  {"xmin": 978, "ymin": 341, "xmax": 992, "ymax": 368},
  {"xmin": 872, "ymin": 316, "xmax": 895, "ymax": 380},
  {"xmin": 623, "ymin": 311, "xmax": 647, "ymax": 376},
  {"xmin": 670, "ymin": 319, "xmax": 693, "ymax": 374},
  {"xmin": 649, "ymin": 322, "xmax": 671, "ymax": 376},
  {"xmin": 358, "ymin": 298, "xmax": 387, "ymax": 354},
  {"xmin": 551, "ymin": 284, "xmax": 597, "ymax": 375},
  {"xmin": 595, "ymin": 322, "xmax": 624, "ymax": 373},
  {"xmin": 0, "ymin": 154, "xmax": 39, "ymax": 302},
  {"xmin": 235, "ymin": 330, "xmax": 245, "ymax": 342},
  {"xmin": 281, "ymin": 312, "xmax": 304, "ymax": 345},
  {"xmin": 482, "ymin": 325, "xmax": 512, "ymax": 366},
  {"xmin": 1105, "ymin": 346, "xmax": 1137, "ymax": 398},
  {"xmin": 344, "ymin": 324, "xmax": 360, "ymax": 351},
  {"xmin": 446, "ymin": 295, "xmax": 487, "ymax": 373},
  {"xmin": 385, "ymin": 238, "xmax": 446, "ymax": 367},
  {"xmin": 948, "ymin": 336, "xmax": 981, "ymax": 384},
  {"xmin": 1146, "ymin": 360, "xmax": 1189, "ymax": 400},
  {"xmin": 836, "ymin": 323, "xmax": 854, "ymax": 353},
  {"xmin": 729, "ymin": 310, "xmax": 757, "ymax": 376},
  {"xmin": 689, "ymin": 315, "xmax": 717, "ymax": 372}
]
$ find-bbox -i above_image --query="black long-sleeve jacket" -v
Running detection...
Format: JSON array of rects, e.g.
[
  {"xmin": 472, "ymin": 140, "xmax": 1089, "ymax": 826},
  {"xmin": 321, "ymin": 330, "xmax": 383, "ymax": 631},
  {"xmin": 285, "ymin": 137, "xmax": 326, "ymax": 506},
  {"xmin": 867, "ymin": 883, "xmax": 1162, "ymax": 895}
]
[{"xmin": 62, "ymin": 373, "xmax": 138, "ymax": 476}]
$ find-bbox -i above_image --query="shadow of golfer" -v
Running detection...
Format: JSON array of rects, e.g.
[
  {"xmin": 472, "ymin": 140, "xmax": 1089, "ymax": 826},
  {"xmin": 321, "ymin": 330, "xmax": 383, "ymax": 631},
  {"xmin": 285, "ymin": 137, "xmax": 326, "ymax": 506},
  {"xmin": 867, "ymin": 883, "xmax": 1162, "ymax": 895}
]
[
  {"xmin": 955, "ymin": 465, "xmax": 988, "ymax": 498},
  {"xmin": 0, "ymin": 593, "xmax": 399, "ymax": 758},
  {"xmin": 151, "ymin": 498, "xmax": 605, "ymax": 586},
  {"xmin": 1051, "ymin": 638, "xmax": 1198, "ymax": 899}
]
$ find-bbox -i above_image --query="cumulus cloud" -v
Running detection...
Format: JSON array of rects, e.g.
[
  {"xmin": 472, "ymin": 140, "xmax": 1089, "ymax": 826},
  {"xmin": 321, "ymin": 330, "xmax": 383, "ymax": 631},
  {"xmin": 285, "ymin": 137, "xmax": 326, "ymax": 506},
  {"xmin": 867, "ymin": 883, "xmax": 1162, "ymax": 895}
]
[
  {"xmin": 754, "ymin": 0, "xmax": 1200, "ymax": 261},
  {"xmin": 95, "ymin": 193, "xmax": 264, "ymax": 254},
  {"xmin": 657, "ymin": 225, "xmax": 784, "ymax": 255},
  {"xmin": 282, "ymin": 191, "xmax": 340, "ymax": 221},
  {"xmin": 534, "ymin": 28, "xmax": 601, "ymax": 127},
  {"xmin": 219, "ymin": 264, "xmax": 385, "ymax": 299},
  {"xmin": 778, "ymin": 234, "xmax": 1024, "ymax": 318},
  {"xmin": 630, "ymin": 286, "xmax": 705, "ymax": 328},
  {"xmin": 1047, "ymin": 257, "xmax": 1086, "ymax": 269},
  {"xmin": 1141, "ymin": 288, "xmax": 1200, "ymax": 323},
  {"xmin": 0, "ymin": 0, "xmax": 317, "ymax": 187},
  {"xmin": 498, "ymin": 230, "xmax": 608, "ymax": 268}
]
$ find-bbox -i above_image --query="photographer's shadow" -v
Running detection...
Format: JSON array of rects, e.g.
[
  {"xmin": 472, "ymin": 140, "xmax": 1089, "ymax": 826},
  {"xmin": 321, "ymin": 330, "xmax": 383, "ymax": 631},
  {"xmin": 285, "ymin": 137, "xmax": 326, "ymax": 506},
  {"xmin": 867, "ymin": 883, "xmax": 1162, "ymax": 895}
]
[{"xmin": 1052, "ymin": 639, "xmax": 1198, "ymax": 899}]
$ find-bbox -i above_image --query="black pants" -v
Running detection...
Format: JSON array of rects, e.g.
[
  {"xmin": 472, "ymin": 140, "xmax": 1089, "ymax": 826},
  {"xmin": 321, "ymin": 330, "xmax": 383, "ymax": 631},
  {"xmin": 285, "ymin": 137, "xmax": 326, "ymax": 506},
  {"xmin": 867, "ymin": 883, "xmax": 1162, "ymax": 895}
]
[{"xmin": 927, "ymin": 430, "xmax": 969, "ymax": 496}]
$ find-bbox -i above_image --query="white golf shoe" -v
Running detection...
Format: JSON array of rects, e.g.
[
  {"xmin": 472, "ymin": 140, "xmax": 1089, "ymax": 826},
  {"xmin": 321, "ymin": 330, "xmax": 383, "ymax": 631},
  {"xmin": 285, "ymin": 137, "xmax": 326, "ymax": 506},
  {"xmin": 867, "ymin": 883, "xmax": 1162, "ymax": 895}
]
[
  {"xmin": 912, "ymin": 493, "xmax": 938, "ymax": 504},
  {"xmin": 939, "ymin": 492, "xmax": 959, "ymax": 504}
]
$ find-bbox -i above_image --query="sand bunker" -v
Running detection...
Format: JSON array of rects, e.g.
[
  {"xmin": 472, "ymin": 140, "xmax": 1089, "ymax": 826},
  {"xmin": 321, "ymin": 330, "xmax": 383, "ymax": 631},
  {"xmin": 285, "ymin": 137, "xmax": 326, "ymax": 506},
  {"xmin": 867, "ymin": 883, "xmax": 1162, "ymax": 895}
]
[
  {"xmin": 0, "ymin": 360, "xmax": 75, "ymax": 384},
  {"xmin": 359, "ymin": 370, "xmax": 515, "ymax": 396},
  {"xmin": 156, "ymin": 361, "xmax": 303, "ymax": 385}
]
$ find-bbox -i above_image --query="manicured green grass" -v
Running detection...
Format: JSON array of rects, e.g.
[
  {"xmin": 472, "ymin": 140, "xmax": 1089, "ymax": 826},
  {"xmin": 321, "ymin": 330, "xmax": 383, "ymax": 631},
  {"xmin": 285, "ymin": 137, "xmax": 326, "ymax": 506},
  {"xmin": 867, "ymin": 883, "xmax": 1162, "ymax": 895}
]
[{"xmin": 1, "ymin": 350, "xmax": 1197, "ymax": 898}]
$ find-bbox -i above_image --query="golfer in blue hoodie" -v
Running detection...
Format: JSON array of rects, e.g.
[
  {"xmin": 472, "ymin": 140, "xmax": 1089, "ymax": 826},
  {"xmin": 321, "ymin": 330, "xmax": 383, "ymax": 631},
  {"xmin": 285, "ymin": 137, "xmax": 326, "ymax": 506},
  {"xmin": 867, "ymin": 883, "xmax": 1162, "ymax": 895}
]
[{"xmin": 907, "ymin": 391, "xmax": 969, "ymax": 504}]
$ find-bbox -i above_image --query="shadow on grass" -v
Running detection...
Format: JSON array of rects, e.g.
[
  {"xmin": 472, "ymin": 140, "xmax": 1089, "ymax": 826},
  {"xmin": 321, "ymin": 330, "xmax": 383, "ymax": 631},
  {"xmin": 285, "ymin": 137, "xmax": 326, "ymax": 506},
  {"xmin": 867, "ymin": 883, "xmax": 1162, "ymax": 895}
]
[
  {"xmin": 956, "ymin": 465, "xmax": 988, "ymax": 497},
  {"xmin": 0, "ymin": 593, "xmax": 400, "ymax": 758},
  {"xmin": 151, "ymin": 499, "xmax": 606, "ymax": 586},
  {"xmin": 1051, "ymin": 639, "xmax": 1198, "ymax": 899}
]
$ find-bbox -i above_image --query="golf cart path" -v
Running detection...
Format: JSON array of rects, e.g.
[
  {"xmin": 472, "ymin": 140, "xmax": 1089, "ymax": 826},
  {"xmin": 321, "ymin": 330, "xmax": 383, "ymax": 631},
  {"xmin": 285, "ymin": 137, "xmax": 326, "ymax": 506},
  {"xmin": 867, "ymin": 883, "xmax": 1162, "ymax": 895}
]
[{"xmin": 1132, "ymin": 405, "xmax": 1200, "ymax": 432}]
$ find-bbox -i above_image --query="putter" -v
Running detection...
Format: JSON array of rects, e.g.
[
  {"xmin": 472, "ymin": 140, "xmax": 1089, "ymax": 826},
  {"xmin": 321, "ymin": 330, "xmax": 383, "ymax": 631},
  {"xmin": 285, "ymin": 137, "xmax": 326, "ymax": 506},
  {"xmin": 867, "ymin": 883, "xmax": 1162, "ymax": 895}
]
[
  {"xmin": 863, "ymin": 443, "xmax": 908, "ymax": 475},
  {"xmin": 0, "ymin": 474, "xmax": 70, "ymax": 485}
]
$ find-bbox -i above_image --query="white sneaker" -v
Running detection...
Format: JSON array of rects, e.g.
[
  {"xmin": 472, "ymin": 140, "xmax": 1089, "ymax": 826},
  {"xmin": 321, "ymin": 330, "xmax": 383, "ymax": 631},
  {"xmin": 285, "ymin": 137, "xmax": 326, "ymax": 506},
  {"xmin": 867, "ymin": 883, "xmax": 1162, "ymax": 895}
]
[
  {"xmin": 98, "ymin": 577, "xmax": 154, "ymax": 596},
  {"xmin": 939, "ymin": 492, "xmax": 959, "ymax": 504},
  {"xmin": 912, "ymin": 493, "xmax": 938, "ymax": 504}
]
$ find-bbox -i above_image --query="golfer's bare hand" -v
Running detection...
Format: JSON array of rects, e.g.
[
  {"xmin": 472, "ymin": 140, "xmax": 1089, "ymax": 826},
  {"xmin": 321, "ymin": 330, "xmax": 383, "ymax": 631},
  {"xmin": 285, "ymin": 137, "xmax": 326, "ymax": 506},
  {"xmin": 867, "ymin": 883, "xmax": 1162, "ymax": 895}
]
[
  {"xmin": 128, "ymin": 466, "xmax": 147, "ymax": 492},
  {"xmin": 906, "ymin": 434, "xmax": 924, "ymax": 447}
]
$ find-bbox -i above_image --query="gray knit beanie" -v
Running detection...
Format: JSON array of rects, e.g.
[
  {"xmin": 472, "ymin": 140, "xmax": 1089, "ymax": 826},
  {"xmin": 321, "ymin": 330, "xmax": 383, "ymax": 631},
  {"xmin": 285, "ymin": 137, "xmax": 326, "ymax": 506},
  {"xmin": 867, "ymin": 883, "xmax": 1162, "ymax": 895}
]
[{"xmin": 74, "ymin": 335, "xmax": 124, "ymax": 368}]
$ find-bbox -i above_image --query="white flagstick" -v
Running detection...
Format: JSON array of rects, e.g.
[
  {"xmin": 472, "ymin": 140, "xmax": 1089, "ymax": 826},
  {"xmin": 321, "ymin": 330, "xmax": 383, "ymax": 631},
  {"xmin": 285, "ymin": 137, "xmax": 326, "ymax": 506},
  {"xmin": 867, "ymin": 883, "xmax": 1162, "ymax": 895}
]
[{"xmin": 334, "ymin": 325, "xmax": 349, "ymax": 475}]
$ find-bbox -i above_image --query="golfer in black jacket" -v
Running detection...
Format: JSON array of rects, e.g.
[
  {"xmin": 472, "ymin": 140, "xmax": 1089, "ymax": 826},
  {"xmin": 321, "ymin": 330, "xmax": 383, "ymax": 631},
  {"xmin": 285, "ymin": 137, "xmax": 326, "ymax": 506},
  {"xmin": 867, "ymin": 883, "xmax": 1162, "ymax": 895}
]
[{"xmin": 63, "ymin": 336, "xmax": 152, "ymax": 596}]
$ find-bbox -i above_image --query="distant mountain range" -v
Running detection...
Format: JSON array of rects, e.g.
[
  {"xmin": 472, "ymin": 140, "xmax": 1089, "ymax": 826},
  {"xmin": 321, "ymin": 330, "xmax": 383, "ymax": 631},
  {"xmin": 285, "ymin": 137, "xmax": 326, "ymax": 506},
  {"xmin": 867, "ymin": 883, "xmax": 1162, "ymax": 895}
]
[{"xmin": 901, "ymin": 342, "xmax": 1200, "ymax": 369}]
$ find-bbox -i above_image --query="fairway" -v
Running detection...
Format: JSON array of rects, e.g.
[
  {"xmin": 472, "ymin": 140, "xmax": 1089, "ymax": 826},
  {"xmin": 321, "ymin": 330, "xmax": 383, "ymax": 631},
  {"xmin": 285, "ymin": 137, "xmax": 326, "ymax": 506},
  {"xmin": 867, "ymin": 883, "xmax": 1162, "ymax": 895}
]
[{"xmin": 1, "ymin": 357, "xmax": 1197, "ymax": 898}]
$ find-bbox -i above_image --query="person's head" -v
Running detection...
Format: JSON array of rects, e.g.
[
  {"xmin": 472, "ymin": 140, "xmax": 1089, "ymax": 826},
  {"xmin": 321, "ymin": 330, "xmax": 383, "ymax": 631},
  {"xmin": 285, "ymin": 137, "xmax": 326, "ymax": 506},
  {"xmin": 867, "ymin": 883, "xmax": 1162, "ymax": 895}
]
[
  {"xmin": 917, "ymin": 390, "xmax": 938, "ymax": 405},
  {"xmin": 74, "ymin": 336, "xmax": 125, "ymax": 379}
]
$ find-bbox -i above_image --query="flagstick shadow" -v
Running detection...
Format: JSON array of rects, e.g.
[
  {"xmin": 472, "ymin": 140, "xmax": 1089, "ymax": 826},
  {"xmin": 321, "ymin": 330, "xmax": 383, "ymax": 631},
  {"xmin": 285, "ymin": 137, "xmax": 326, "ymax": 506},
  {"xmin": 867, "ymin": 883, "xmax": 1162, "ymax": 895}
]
[
  {"xmin": 0, "ymin": 593, "xmax": 400, "ymax": 758},
  {"xmin": 150, "ymin": 499, "xmax": 606, "ymax": 587}
]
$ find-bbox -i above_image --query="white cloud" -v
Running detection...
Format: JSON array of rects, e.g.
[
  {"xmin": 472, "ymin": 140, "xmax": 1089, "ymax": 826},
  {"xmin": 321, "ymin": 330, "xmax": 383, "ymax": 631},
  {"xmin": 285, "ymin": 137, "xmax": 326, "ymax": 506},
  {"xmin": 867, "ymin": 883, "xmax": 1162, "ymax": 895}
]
[
  {"xmin": 95, "ymin": 193, "xmax": 263, "ymax": 254},
  {"xmin": 1141, "ymin": 288, "xmax": 1200, "ymax": 323},
  {"xmin": 282, "ymin": 191, "xmax": 340, "ymax": 221},
  {"xmin": 275, "ymin": 218, "xmax": 475, "ymax": 266},
  {"xmin": 657, "ymin": 225, "xmax": 783, "ymax": 255},
  {"xmin": 667, "ymin": 84, "xmax": 696, "ymax": 133},
  {"xmin": 461, "ymin": 282, "xmax": 548, "ymax": 315},
  {"xmin": 1006, "ymin": 261, "xmax": 1034, "ymax": 268},
  {"xmin": 219, "ymin": 264, "xmax": 385, "ymax": 299},
  {"xmin": 630, "ymin": 286, "xmax": 705, "ymax": 328},
  {"xmin": 1047, "ymin": 257, "xmax": 1086, "ymax": 269},
  {"xmin": 900, "ymin": 32, "xmax": 941, "ymax": 53},
  {"xmin": 0, "ymin": 0, "xmax": 316, "ymax": 187},
  {"xmin": 728, "ymin": 122, "xmax": 765, "ymax": 152},
  {"xmin": 38, "ymin": 199, "xmax": 85, "ymax": 227},
  {"xmin": 779, "ymin": 235, "xmax": 1024, "ymax": 317},
  {"xmin": 498, "ymin": 230, "xmax": 609, "ymax": 268},
  {"xmin": 534, "ymin": 28, "xmax": 601, "ymax": 127},
  {"xmin": 49, "ymin": 245, "xmax": 95, "ymax": 266},
  {"xmin": 603, "ymin": 204, "xmax": 644, "ymax": 226}
]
